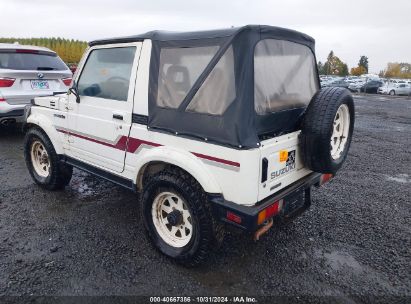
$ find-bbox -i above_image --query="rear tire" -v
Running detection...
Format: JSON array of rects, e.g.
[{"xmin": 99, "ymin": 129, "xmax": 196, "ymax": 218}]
[
  {"xmin": 24, "ymin": 128, "xmax": 72, "ymax": 190},
  {"xmin": 301, "ymin": 87, "xmax": 355, "ymax": 174},
  {"xmin": 140, "ymin": 168, "xmax": 222, "ymax": 267}
]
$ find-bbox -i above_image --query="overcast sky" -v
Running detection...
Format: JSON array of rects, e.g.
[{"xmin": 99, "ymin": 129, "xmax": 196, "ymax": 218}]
[{"xmin": 1, "ymin": 0, "xmax": 410, "ymax": 73}]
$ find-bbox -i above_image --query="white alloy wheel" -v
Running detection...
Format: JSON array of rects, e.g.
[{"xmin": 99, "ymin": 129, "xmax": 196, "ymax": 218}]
[
  {"xmin": 330, "ymin": 104, "xmax": 350, "ymax": 160},
  {"xmin": 151, "ymin": 191, "xmax": 193, "ymax": 248},
  {"xmin": 31, "ymin": 140, "xmax": 51, "ymax": 177}
]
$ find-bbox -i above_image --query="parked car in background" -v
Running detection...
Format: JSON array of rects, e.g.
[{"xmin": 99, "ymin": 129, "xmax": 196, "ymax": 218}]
[
  {"xmin": 348, "ymin": 80, "xmax": 365, "ymax": 92},
  {"xmin": 358, "ymin": 80, "xmax": 383, "ymax": 94},
  {"xmin": 388, "ymin": 83, "xmax": 411, "ymax": 96},
  {"xmin": 345, "ymin": 76, "xmax": 359, "ymax": 82},
  {"xmin": 0, "ymin": 43, "xmax": 72, "ymax": 125},
  {"xmin": 319, "ymin": 75, "xmax": 344, "ymax": 87},
  {"xmin": 326, "ymin": 79, "xmax": 349, "ymax": 89},
  {"xmin": 360, "ymin": 74, "xmax": 380, "ymax": 82},
  {"xmin": 378, "ymin": 84, "xmax": 394, "ymax": 95}
]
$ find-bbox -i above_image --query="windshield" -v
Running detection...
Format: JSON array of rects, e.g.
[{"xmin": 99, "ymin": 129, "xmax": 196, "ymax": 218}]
[
  {"xmin": 254, "ymin": 39, "xmax": 318, "ymax": 114},
  {"xmin": 0, "ymin": 51, "xmax": 68, "ymax": 71}
]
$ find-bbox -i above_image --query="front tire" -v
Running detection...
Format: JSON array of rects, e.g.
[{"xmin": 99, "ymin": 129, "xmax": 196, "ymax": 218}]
[
  {"xmin": 389, "ymin": 90, "xmax": 395, "ymax": 96},
  {"xmin": 24, "ymin": 128, "xmax": 72, "ymax": 190},
  {"xmin": 140, "ymin": 168, "xmax": 221, "ymax": 267}
]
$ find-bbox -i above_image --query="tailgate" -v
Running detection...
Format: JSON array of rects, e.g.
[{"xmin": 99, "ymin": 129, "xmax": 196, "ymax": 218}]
[
  {"xmin": 258, "ymin": 131, "xmax": 311, "ymax": 201},
  {"xmin": 0, "ymin": 70, "xmax": 70, "ymax": 105}
]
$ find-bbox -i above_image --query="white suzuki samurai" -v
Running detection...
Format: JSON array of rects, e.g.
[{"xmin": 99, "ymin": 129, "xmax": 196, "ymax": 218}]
[{"xmin": 23, "ymin": 25, "xmax": 354, "ymax": 266}]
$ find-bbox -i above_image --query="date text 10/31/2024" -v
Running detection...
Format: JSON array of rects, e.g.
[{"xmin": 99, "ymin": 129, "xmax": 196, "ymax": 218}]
[{"xmin": 149, "ymin": 296, "xmax": 257, "ymax": 303}]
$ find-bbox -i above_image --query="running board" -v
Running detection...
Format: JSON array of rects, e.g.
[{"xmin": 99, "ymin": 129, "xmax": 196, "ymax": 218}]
[{"xmin": 60, "ymin": 155, "xmax": 136, "ymax": 191}]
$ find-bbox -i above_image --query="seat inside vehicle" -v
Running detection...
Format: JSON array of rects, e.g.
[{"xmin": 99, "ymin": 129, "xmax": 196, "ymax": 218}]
[{"xmin": 158, "ymin": 65, "xmax": 191, "ymax": 108}]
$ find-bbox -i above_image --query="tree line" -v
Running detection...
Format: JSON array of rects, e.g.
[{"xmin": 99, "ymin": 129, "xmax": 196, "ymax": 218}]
[
  {"xmin": 380, "ymin": 63, "xmax": 411, "ymax": 79},
  {"xmin": 0, "ymin": 37, "xmax": 88, "ymax": 64},
  {"xmin": 1, "ymin": 38, "xmax": 410, "ymax": 79},
  {"xmin": 318, "ymin": 51, "xmax": 368, "ymax": 76},
  {"xmin": 318, "ymin": 51, "xmax": 410, "ymax": 79}
]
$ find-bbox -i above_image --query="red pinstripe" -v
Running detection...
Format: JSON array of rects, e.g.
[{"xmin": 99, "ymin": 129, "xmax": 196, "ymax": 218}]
[{"xmin": 56, "ymin": 128, "xmax": 240, "ymax": 168}]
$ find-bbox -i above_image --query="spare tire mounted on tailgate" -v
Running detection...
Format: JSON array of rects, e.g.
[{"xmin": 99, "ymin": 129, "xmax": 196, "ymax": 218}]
[{"xmin": 301, "ymin": 87, "xmax": 355, "ymax": 174}]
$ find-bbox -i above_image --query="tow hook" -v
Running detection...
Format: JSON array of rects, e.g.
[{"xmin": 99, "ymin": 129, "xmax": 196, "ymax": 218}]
[{"xmin": 253, "ymin": 218, "xmax": 273, "ymax": 241}]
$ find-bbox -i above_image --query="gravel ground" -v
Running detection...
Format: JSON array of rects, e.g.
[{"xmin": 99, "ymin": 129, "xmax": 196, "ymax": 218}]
[{"xmin": 0, "ymin": 95, "xmax": 410, "ymax": 302}]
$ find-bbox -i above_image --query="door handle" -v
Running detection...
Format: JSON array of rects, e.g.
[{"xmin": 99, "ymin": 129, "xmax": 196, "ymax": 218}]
[{"xmin": 113, "ymin": 114, "xmax": 123, "ymax": 120}]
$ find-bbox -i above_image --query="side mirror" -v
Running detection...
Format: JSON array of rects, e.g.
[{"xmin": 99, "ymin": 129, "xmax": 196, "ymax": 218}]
[{"xmin": 68, "ymin": 80, "xmax": 80, "ymax": 103}]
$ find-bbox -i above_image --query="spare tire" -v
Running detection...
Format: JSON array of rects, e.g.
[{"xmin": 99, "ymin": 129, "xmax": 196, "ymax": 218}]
[{"xmin": 301, "ymin": 87, "xmax": 355, "ymax": 174}]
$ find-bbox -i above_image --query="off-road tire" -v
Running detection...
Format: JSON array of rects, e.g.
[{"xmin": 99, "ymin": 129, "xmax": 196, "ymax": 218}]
[
  {"xmin": 141, "ymin": 167, "xmax": 224, "ymax": 267},
  {"xmin": 301, "ymin": 87, "xmax": 355, "ymax": 174},
  {"xmin": 24, "ymin": 127, "xmax": 73, "ymax": 190}
]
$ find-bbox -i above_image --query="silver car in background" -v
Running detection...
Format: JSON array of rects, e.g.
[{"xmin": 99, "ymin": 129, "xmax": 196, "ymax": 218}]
[
  {"xmin": 0, "ymin": 43, "xmax": 72, "ymax": 125},
  {"xmin": 388, "ymin": 83, "xmax": 411, "ymax": 96},
  {"xmin": 378, "ymin": 83, "xmax": 411, "ymax": 96}
]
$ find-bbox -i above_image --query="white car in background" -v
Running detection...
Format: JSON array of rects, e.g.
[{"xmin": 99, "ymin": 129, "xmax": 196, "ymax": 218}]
[
  {"xmin": 0, "ymin": 43, "xmax": 72, "ymax": 125},
  {"xmin": 348, "ymin": 80, "xmax": 365, "ymax": 92},
  {"xmin": 378, "ymin": 84, "xmax": 393, "ymax": 94},
  {"xmin": 387, "ymin": 83, "xmax": 411, "ymax": 96}
]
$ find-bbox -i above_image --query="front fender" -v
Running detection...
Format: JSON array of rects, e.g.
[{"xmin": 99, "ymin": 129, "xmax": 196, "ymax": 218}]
[
  {"xmin": 134, "ymin": 146, "xmax": 222, "ymax": 194},
  {"xmin": 26, "ymin": 110, "xmax": 64, "ymax": 155}
]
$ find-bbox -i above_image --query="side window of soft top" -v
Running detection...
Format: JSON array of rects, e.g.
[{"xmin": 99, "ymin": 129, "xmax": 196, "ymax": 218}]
[{"xmin": 77, "ymin": 47, "xmax": 136, "ymax": 102}]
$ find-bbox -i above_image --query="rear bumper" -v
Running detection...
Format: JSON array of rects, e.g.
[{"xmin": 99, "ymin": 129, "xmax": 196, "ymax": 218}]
[
  {"xmin": 0, "ymin": 109, "xmax": 24, "ymax": 117},
  {"xmin": 0, "ymin": 104, "xmax": 25, "ymax": 122},
  {"xmin": 209, "ymin": 172, "xmax": 322, "ymax": 232},
  {"xmin": 0, "ymin": 97, "xmax": 33, "ymax": 122}
]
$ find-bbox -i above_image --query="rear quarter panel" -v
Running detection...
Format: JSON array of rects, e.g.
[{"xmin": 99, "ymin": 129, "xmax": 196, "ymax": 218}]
[{"xmin": 125, "ymin": 124, "xmax": 261, "ymax": 206}]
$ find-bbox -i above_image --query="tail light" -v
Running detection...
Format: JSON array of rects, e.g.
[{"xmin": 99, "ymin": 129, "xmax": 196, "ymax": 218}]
[
  {"xmin": 0, "ymin": 77, "xmax": 16, "ymax": 87},
  {"xmin": 319, "ymin": 173, "xmax": 334, "ymax": 186},
  {"xmin": 226, "ymin": 211, "xmax": 242, "ymax": 224},
  {"xmin": 257, "ymin": 199, "xmax": 283, "ymax": 225},
  {"xmin": 62, "ymin": 78, "xmax": 72, "ymax": 86},
  {"xmin": 0, "ymin": 97, "xmax": 6, "ymax": 102}
]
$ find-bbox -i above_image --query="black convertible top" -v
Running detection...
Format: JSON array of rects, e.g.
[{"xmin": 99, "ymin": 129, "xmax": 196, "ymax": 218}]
[
  {"xmin": 89, "ymin": 25, "xmax": 319, "ymax": 149},
  {"xmin": 89, "ymin": 25, "xmax": 315, "ymax": 48}
]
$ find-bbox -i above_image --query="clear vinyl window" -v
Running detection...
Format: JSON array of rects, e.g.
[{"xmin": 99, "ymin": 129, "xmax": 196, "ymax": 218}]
[
  {"xmin": 78, "ymin": 47, "xmax": 136, "ymax": 102},
  {"xmin": 157, "ymin": 46, "xmax": 219, "ymax": 109},
  {"xmin": 186, "ymin": 46, "xmax": 236, "ymax": 115},
  {"xmin": 254, "ymin": 39, "xmax": 318, "ymax": 115}
]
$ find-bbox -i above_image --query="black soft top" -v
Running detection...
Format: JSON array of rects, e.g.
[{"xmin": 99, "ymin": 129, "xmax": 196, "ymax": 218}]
[
  {"xmin": 90, "ymin": 25, "xmax": 319, "ymax": 149},
  {"xmin": 89, "ymin": 25, "xmax": 315, "ymax": 48}
]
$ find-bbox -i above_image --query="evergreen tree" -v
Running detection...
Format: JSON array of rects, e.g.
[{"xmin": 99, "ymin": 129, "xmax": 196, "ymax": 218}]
[
  {"xmin": 321, "ymin": 51, "xmax": 349, "ymax": 76},
  {"xmin": 358, "ymin": 56, "xmax": 369, "ymax": 73},
  {"xmin": 317, "ymin": 61, "xmax": 324, "ymax": 74}
]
